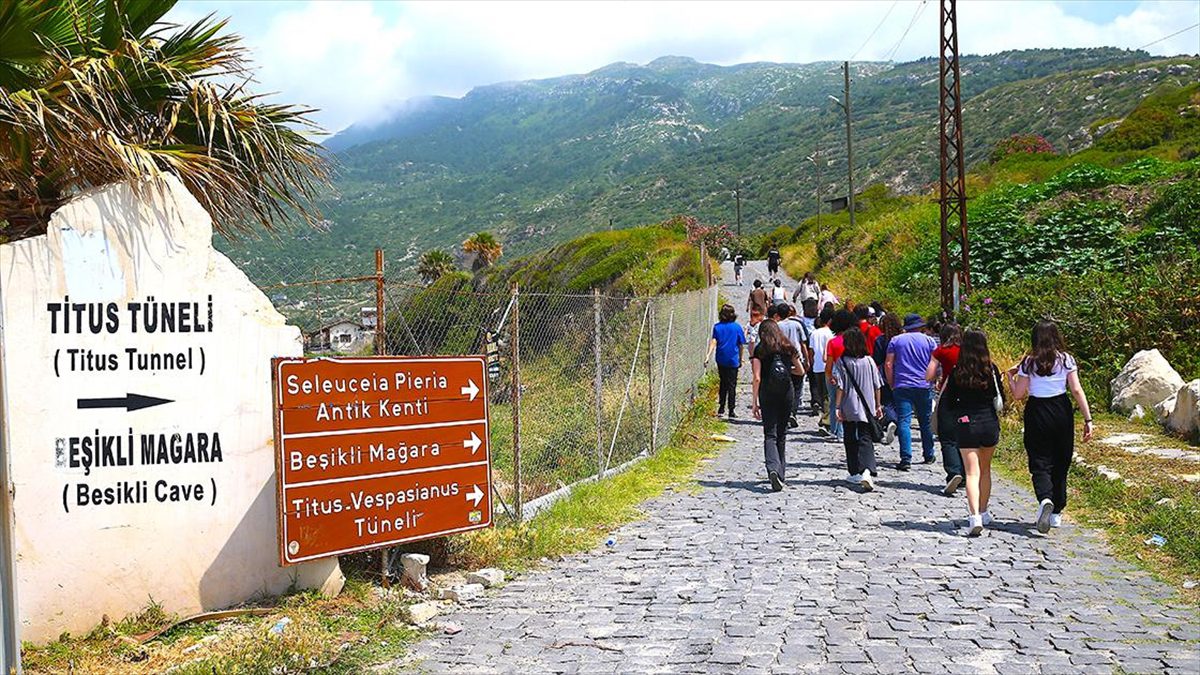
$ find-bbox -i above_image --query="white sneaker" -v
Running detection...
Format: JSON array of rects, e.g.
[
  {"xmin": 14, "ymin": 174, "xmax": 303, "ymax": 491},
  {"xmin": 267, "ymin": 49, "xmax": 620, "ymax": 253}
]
[
  {"xmin": 1035, "ymin": 499, "xmax": 1054, "ymax": 533},
  {"xmin": 861, "ymin": 471, "xmax": 875, "ymax": 492},
  {"xmin": 967, "ymin": 514, "xmax": 984, "ymax": 537},
  {"xmin": 943, "ymin": 475, "xmax": 963, "ymax": 496},
  {"xmin": 883, "ymin": 421, "xmax": 897, "ymax": 446},
  {"xmin": 981, "ymin": 511, "xmax": 994, "ymax": 526},
  {"xmin": 846, "ymin": 474, "xmax": 863, "ymax": 485},
  {"xmin": 1050, "ymin": 513, "xmax": 1063, "ymax": 528}
]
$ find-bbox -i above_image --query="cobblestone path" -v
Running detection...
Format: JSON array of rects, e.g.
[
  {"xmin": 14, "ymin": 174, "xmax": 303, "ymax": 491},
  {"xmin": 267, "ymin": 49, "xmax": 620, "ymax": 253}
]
[{"xmin": 399, "ymin": 262, "xmax": 1200, "ymax": 674}]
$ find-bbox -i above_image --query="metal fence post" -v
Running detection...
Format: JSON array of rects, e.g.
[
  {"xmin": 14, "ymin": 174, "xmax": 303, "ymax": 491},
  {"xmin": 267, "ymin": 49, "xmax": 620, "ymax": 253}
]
[
  {"xmin": 374, "ymin": 248, "xmax": 385, "ymax": 356},
  {"xmin": 647, "ymin": 302, "xmax": 657, "ymax": 454},
  {"xmin": 593, "ymin": 288, "xmax": 604, "ymax": 475},
  {"xmin": 510, "ymin": 284, "xmax": 522, "ymax": 520}
]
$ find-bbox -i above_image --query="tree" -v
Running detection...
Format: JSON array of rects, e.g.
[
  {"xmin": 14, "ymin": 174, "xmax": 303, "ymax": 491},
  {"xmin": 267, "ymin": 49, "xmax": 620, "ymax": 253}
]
[
  {"xmin": 0, "ymin": 0, "xmax": 329, "ymax": 241},
  {"xmin": 417, "ymin": 248, "xmax": 456, "ymax": 283},
  {"xmin": 462, "ymin": 231, "xmax": 502, "ymax": 271}
]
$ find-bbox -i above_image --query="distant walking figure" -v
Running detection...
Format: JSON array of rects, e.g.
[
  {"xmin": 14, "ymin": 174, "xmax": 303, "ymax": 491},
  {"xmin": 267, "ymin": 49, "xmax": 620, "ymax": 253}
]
[
  {"xmin": 767, "ymin": 246, "xmax": 781, "ymax": 278},
  {"xmin": 747, "ymin": 279, "xmax": 770, "ymax": 316},
  {"xmin": 706, "ymin": 304, "xmax": 746, "ymax": 419},
  {"xmin": 1007, "ymin": 320, "xmax": 1094, "ymax": 534},
  {"xmin": 733, "ymin": 253, "xmax": 747, "ymax": 285},
  {"xmin": 751, "ymin": 319, "xmax": 804, "ymax": 492}
]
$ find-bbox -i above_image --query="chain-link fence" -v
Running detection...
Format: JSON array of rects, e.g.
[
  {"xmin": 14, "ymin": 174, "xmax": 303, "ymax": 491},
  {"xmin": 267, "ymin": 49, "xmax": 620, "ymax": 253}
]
[{"xmin": 229, "ymin": 246, "xmax": 717, "ymax": 519}]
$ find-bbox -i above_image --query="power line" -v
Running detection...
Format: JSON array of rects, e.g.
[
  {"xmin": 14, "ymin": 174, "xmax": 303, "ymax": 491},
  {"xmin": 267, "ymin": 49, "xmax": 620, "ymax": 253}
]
[
  {"xmin": 1136, "ymin": 22, "xmax": 1199, "ymax": 51},
  {"xmin": 886, "ymin": 0, "xmax": 929, "ymax": 62},
  {"xmin": 849, "ymin": 0, "xmax": 900, "ymax": 62}
]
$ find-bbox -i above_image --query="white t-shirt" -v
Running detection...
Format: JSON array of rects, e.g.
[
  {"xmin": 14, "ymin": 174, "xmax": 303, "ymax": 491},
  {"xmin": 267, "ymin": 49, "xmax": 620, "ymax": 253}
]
[
  {"xmin": 771, "ymin": 286, "xmax": 788, "ymax": 303},
  {"xmin": 809, "ymin": 326, "xmax": 834, "ymax": 373},
  {"xmin": 1018, "ymin": 352, "xmax": 1077, "ymax": 398},
  {"xmin": 745, "ymin": 320, "xmax": 761, "ymax": 345}
]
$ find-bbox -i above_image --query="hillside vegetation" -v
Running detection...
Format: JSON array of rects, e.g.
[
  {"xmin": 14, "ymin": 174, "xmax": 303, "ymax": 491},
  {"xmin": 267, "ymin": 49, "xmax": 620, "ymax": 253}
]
[
  {"xmin": 779, "ymin": 82, "xmax": 1200, "ymax": 404},
  {"xmin": 218, "ymin": 49, "xmax": 1199, "ymax": 285}
]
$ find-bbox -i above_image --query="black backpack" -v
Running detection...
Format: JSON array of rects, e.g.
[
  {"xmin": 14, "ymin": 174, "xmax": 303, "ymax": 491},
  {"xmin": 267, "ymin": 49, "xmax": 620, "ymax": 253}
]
[{"xmin": 761, "ymin": 352, "xmax": 793, "ymax": 399}]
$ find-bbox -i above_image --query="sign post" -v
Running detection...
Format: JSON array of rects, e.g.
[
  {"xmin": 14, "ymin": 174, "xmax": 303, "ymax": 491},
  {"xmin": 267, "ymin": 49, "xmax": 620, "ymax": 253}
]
[{"xmin": 272, "ymin": 356, "xmax": 492, "ymax": 564}]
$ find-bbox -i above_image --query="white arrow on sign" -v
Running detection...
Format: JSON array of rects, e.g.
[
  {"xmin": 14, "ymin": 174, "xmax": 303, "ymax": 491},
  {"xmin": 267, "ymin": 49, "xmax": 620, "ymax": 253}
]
[
  {"xmin": 464, "ymin": 431, "xmax": 482, "ymax": 455},
  {"xmin": 466, "ymin": 484, "xmax": 484, "ymax": 507},
  {"xmin": 460, "ymin": 379, "xmax": 480, "ymax": 401}
]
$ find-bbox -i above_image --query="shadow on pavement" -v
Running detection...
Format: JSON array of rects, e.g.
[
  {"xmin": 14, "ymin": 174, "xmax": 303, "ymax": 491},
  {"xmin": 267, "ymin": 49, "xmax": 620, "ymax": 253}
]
[{"xmin": 696, "ymin": 479, "xmax": 774, "ymax": 494}]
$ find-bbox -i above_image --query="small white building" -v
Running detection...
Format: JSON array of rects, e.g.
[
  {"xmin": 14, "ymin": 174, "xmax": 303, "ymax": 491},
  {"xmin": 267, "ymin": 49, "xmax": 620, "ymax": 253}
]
[{"xmin": 306, "ymin": 320, "xmax": 369, "ymax": 353}]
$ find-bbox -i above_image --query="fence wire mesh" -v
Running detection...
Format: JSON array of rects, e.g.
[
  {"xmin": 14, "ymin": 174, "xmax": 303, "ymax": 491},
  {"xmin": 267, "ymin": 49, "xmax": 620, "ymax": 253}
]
[{"xmin": 229, "ymin": 246, "xmax": 717, "ymax": 520}]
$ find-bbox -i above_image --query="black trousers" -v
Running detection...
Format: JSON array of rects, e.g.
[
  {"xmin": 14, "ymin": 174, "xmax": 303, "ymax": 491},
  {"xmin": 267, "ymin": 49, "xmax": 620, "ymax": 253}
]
[
  {"xmin": 809, "ymin": 372, "xmax": 828, "ymax": 414},
  {"xmin": 791, "ymin": 374, "xmax": 805, "ymax": 414},
  {"xmin": 843, "ymin": 421, "xmax": 878, "ymax": 476},
  {"xmin": 761, "ymin": 395, "xmax": 793, "ymax": 478},
  {"xmin": 1024, "ymin": 394, "xmax": 1074, "ymax": 513},
  {"xmin": 718, "ymin": 365, "xmax": 739, "ymax": 414}
]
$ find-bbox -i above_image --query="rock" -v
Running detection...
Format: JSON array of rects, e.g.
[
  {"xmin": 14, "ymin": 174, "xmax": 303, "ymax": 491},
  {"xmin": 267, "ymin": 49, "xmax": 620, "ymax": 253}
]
[
  {"xmin": 1096, "ymin": 465, "xmax": 1122, "ymax": 481},
  {"xmin": 1154, "ymin": 392, "xmax": 1178, "ymax": 421},
  {"xmin": 406, "ymin": 601, "xmax": 440, "ymax": 625},
  {"xmin": 1091, "ymin": 71, "xmax": 1118, "ymax": 86},
  {"xmin": 400, "ymin": 553, "xmax": 430, "ymax": 592},
  {"xmin": 442, "ymin": 583, "xmax": 484, "ymax": 603},
  {"xmin": 465, "ymin": 568, "xmax": 505, "ymax": 588},
  {"xmin": 1110, "ymin": 349, "xmax": 1184, "ymax": 414},
  {"xmin": 1129, "ymin": 404, "xmax": 1146, "ymax": 421},
  {"xmin": 1093, "ymin": 119, "xmax": 1123, "ymax": 139},
  {"xmin": 1156, "ymin": 498, "xmax": 1177, "ymax": 507},
  {"xmin": 433, "ymin": 620, "xmax": 463, "ymax": 635},
  {"xmin": 1135, "ymin": 67, "xmax": 1160, "ymax": 79},
  {"xmin": 1165, "ymin": 380, "xmax": 1200, "ymax": 441},
  {"xmin": 1168, "ymin": 64, "xmax": 1194, "ymax": 76}
]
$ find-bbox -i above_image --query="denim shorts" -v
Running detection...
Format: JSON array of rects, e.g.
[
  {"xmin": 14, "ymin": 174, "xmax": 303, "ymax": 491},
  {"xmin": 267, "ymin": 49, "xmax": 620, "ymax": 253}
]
[{"xmin": 952, "ymin": 406, "xmax": 1000, "ymax": 448}]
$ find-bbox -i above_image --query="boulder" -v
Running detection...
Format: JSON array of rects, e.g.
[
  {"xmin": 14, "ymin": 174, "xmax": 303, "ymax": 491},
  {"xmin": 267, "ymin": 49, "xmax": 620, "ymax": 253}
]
[
  {"xmin": 1155, "ymin": 392, "xmax": 1178, "ymax": 421},
  {"xmin": 405, "ymin": 601, "xmax": 440, "ymax": 625},
  {"xmin": 1110, "ymin": 349, "xmax": 1184, "ymax": 414},
  {"xmin": 465, "ymin": 568, "xmax": 506, "ymax": 588},
  {"xmin": 1165, "ymin": 380, "xmax": 1200, "ymax": 441},
  {"xmin": 441, "ymin": 583, "xmax": 484, "ymax": 603},
  {"xmin": 400, "ymin": 553, "xmax": 430, "ymax": 592}
]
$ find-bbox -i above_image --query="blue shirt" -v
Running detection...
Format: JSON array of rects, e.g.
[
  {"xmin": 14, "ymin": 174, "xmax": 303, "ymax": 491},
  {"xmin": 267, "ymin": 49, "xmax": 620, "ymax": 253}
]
[
  {"xmin": 886, "ymin": 331, "xmax": 937, "ymax": 390},
  {"xmin": 712, "ymin": 321, "xmax": 746, "ymax": 368}
]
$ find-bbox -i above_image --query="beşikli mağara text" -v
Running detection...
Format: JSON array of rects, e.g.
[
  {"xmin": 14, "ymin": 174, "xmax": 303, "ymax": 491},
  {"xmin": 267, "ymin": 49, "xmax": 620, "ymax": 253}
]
[
  {"xmin": 61, "ymin": 429, "xmax": 222, "ymax": 476},
  {"xmin": 285, "ymin": 369, "xmax": 450, "ymax": 422},
  {"xmin": 61, "ymin": 430, "xmax": 222, "ymax": 509},
  {"xmin": 291, "ymin": 440, "xmax": 443, "ymax": 473},
  {"xmin": 46, "ymin": 296, "xmax": 214, "ymax": 334},
  {"xmin": 291, "ymin": 482, "xmax": 461, "ymax": 538}
]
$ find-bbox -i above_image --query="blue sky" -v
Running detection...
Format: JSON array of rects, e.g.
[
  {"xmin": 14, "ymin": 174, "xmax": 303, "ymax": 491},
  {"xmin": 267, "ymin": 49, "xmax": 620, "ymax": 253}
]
[{"xmin": 167, "ymin": 1, "xmax": 1200, "ymax": 132}]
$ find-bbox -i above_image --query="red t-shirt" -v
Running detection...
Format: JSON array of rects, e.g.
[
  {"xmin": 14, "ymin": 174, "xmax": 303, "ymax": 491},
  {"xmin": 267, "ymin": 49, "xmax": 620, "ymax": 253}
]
[
  {"xmin": 932, "ymin": 344, "xmax": 960, "ymax": 383},
  {"xmin": 827, "ymin": 334, "xmax": 845, "ymax": 365},
  {"xmin": 860, "ymin": 320, "xmax": 882, "ymax": 355}
]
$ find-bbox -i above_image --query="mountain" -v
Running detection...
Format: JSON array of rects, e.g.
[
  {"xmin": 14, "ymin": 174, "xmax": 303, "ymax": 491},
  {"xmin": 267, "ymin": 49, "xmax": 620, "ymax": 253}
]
[{"xmin": 220, "ymin": 48, "xmax": 1198, "ymax": 285}]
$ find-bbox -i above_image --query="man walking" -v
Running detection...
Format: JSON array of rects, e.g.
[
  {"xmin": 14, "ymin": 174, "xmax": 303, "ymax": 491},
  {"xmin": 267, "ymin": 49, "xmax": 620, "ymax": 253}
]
[
  {"xmin": 767, "ymin": 246, "xmax": 781, "ymax": 279},
  {"xmin": 747, "ymin": 279, "xmax": 770, "ymax": 317},
  {"xmin": 884, "ymin": 313, "xmax": 938, "ymax": 471}
]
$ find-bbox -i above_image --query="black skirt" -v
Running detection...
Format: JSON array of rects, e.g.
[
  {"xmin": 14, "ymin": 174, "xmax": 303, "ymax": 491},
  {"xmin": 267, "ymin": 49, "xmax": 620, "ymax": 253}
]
[{"xmin": 948, "ymin": 403, "xmax": 1000, "ymax": 448}]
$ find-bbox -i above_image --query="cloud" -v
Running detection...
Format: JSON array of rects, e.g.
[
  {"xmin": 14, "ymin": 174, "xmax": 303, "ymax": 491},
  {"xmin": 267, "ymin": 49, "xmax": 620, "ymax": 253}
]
[{"xmin": 166, "ymin": 0, "xmax": 1200, "ymax": 132}]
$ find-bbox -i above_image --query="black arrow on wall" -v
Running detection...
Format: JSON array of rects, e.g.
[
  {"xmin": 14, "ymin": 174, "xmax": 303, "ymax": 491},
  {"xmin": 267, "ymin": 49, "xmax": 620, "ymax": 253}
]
[{"xmin": 77, "ymin": 393, "xmax": 174, "ymax": 411}]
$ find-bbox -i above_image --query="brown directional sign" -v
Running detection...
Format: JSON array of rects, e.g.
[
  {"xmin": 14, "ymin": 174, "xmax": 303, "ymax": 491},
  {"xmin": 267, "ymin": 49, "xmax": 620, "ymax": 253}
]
[{"xmin": 272, "ymin": 356, "xmax": 492, "ymax": 565}]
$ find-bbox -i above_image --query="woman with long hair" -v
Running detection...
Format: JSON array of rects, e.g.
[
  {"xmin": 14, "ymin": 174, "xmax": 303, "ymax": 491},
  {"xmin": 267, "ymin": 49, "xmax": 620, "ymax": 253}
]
[
  {"xmin": 705, "ymin": 303, "xmax": 745, "ymax": 419},
  {"xmin": 1007, "ymin": 320, "xmax": 1095, "ymax": 533},
  {"xmin": 823, "ymin": 309, "xmax": 859, "ymax": 441},
  {"xmin": 927, "ymin": 323, "xmax": 965, "ymax": 496},
  {"xmin": 833, "ymin": 328, "xmax": 884, "ymax": 491},
  {"xmin": 941, "ymin": 329, "xmax": 1005, "ymax": 535},
  {"xmin": 751, "ymin": 319, "xmax": 805, "ymax": 492}
]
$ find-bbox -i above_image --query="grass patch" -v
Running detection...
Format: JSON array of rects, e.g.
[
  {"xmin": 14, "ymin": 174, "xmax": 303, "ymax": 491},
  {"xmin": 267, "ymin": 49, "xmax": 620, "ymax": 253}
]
[
  {"xmin": 991, "ymin": 411, "xmax": 1200, "ymax": 604},
  {"xmin": 448, "ymin": 374, "xmax": 724, "ymax": 570}
]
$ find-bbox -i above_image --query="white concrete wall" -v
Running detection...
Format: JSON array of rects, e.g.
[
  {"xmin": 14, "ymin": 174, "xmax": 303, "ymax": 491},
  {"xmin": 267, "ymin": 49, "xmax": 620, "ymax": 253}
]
[{"xmin": 0, "ymin": 176, "xmax": 342, "ymax": 642}]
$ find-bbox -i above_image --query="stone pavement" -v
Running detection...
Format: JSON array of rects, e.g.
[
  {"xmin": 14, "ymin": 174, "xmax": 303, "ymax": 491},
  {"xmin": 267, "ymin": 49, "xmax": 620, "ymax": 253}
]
[{"xmin": 397, "ymin": 262, "xmax": 1200, "ymax": 674}]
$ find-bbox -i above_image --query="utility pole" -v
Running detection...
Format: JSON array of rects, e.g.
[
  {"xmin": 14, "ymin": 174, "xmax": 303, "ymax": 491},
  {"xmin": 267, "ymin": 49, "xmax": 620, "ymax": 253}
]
[
  {"xmin": 807, "ymin": 142, "xmax": 822, "ymax": 228},
  {"xmin": 734, "ymin": 180, "xmax": 742, "ymax": 237},
  {"xmin": 938, "ymin": 0, "xmax": 970, "ymax": 313},
  {"xmin": 843, "ymin": 61, "xmax": 855, "ymax": 228}
]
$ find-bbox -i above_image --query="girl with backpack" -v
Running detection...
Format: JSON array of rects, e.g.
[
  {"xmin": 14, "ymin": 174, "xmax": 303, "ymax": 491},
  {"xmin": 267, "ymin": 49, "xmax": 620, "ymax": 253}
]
[
  {"xmin": 1007, "ymin": 320, "xmax": 1095, "ymax": 534},
  {"xmin": 833, "ymin": 328, "xmax": 884, "ymax": 491},
  {"xmin": 751, "ymin": 320, "xmax": 805, "ymax": 492},
  {"xmin": 940, "ymin": 329, "xmax": 1005, "ymax": 536}
]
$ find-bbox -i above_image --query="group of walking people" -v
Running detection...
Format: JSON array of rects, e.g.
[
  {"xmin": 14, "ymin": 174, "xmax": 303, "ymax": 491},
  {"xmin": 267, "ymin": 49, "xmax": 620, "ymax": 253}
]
[{"xmin": 709, "ymin": 266, "xmax": 1095, "ymax": 537}]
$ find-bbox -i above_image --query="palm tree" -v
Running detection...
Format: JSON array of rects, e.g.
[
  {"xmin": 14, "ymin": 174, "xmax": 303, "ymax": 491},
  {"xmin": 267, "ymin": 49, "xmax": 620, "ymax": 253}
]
[
  {"xmin": 417, "ymin": 248, "xmax": 456, "ymax": 283},
  {"xmin": 0, "ymin": 0, "xmax": 329, "ymax": 241},
  {"xmin": 462, "ymin": 231, "xmax": 503, "ymax": 271}
]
